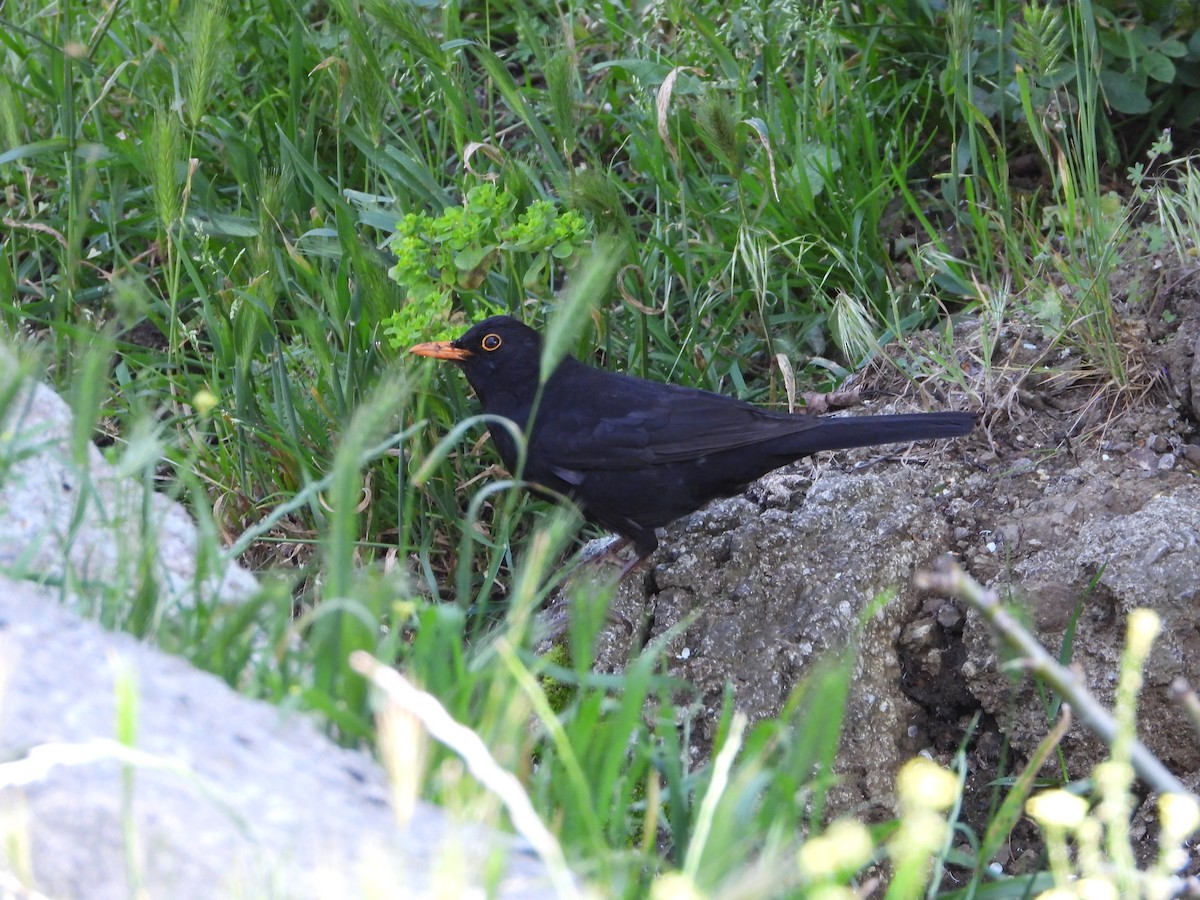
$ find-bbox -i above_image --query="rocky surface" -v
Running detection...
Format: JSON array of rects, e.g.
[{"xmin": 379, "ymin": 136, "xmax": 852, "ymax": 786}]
[
  {"xmin": 592, "ymin": 277, "xmax": 1200, "ymax": 859},
  {"xmin": 0, "ymin": 574, "xmax": 555, "ymax": 899},
  {"xmin": 596, "ymin": 463, "xmax": 966, "ymax": 814},
  {"xmin": 0, "ymin": 345, "xmax": 258, "ymax": 610}
]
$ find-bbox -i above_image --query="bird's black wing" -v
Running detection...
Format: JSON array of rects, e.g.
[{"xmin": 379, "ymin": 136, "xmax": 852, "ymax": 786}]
[{"xmin": 533, "ymin": 365, "xmax": 813, "ymax": 473}]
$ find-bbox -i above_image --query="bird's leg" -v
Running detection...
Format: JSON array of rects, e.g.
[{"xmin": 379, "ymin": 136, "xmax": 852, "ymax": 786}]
[
  {"xmin": 579, "ymin": 535, "xmax": 652, "ymax": 582},
  {"xmin": 560, "ymin": 536, "xmax": 631, "ymax": 592},
  {"xmin": 616, "ymin": 550, "xmax": 653, "ymax": 581},
  {"xmin": 578, "ymin": 534, "xmax": 628, "ymax": 565},
  {"xmin": 551, "ymin": 536, "xmax": 654, "ymax": 639}
]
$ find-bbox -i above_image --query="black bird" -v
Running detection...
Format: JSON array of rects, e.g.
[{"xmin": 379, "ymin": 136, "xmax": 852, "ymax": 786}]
[{"xmin": 412, "ymin": 316, "xmax": 976, "ymax": 575}]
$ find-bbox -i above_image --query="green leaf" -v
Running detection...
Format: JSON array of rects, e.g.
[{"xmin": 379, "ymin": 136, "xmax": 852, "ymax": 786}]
[
  {"xmin": 590, "ymin": 58, "xmax": 674, "ymax": 86},
  {"xmin": 0, "ymin": 138, "xmax": 70, "ymax": 167},
  {"xmin": 978, "ymin": 711, "xmax": 1072, "ymax": 872},
  {"xmin": 467, "ymin": 44, "xmax": 565, "ymax": 174},
  {"xmin": 522, "ymin": 255, "xmax": 547, "ymax": 291},
  {"xmin": 590, "ymin": 59, "xmax": 703, "ymax": 94},
  {"xmin": 792, "ymin": 143, "xmax": 839, "ymax": 199},
  {"xmin": 1179, "ymin": 90, "xmax": 1200, "ymax": 128},
  {"xmin": 185, "ymin": 209, "xmax": 260, "ymax": 238},
  {"xmin": 453, "ymin": 245, "xmax": 495, "ymax": 272},
  {"xmin": 0, "ymin": 246, "xmax": 14, "ymax": 301},
  {"xmin": 1143, "ymin": 51, "xmax": 1175, "ymax": 83},
  {"xmin": 1099, "ymin": 29, "xmax": 1133, "ymax": 60},
  {"xmin": 294, "ymin": 228, "xmax": 343, "ymax": 260},
  {"xmin": 1159, "ymin": 37, "xmax": 1188, "ymax": 58},
  {"xmin": 1100, "ymin": 69, "xmax": 1151, "ymax": 114}
]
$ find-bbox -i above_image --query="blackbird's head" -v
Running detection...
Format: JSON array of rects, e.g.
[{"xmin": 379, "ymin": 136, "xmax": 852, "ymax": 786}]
[{"xmin": 410, "ymin": 315, "xmax": 543, "ymax": 403}]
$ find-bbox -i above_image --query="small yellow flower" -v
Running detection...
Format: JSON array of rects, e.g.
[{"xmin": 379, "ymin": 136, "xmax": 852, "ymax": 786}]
[
  {"xmin": 1159, "ymin": 790, "xmax": 1200, "ymax": 874},
  {"xmin": 1126, "ymin": 608, "xmax": 1161, "ymax": 660},
  {"xmin": 798, "ymin": 819, "xmax": 874, "ymax": 880},
  {"xmin": 1093, "ymin": 760, "xmax": 1134, "ymax": 801},
  {"xmin": 1075, "ymin": 877, "xmax": 1119, "ymax": 900},
  {"xmin": 1160, "ymin": 792, "xmax": 1200, "ymax": 841},
  {"xmin": 807, "ymin": 887, "xmax": 860, "ymax": 900},
  {"xmin": 890, "ymin": 808, "xmax": 948, "ymax": 857},
  {"xmin": 897, "ymin": 757, "xmax": 959, "ymax": 812},
  {"xmin": 1026, "ymin": 789, "xmax": 1088, "ymax": 830},
  {"xmin": 191, "ymin": 388, "xmax": 218, "ymax": 416},
  {"xmin": 650, "ymin": 873, "xmax": 702, "ymax": 900}
]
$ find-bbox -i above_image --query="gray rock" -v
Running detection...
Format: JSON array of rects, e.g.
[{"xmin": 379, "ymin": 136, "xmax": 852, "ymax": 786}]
[
  {"xmin": 964, "ymin": 478, "xmax": 1200, "ymax": 775},
  {"xmin": 600, "ymin": 465, "xmax": 965, "ymax": 816},
  {"xmin": 0, "ymin": 346, "xmax": 258, "ymax": 610},
  {"xmin": 0, "ymin": 575, "xmax": 555, "ymax": 899},
  {"xmin": 590, "ymin": 439, "xmax": 1200, "ymax": 835},
  {"xmin": 1191, "ymin": 331, "xmax": 1200, "ymax": 415}
]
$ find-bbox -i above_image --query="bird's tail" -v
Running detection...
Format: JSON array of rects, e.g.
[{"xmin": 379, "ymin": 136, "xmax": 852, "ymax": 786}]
[{"xmin": 799, "ymin": 411, "xmax": 977, "ymax": 454}]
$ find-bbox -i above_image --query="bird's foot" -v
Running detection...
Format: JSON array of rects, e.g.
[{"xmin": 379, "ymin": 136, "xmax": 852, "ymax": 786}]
[
  {"xmin": 578, "ymin": 534, "xmax": 628, "ymax": 565},
  {"xmin": 577, "ymin": 536, "xmax": 652, "ymax": 583},
  {"xmin": 615, "ymin": 551, "xmax": 652, "ymax": 581}
]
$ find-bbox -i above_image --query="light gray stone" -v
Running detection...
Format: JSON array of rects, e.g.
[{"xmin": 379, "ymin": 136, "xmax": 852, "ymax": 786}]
[
  {"xmin": 0, "ymin": 345, "xmax": 258, "ymax": 610},
  {"xmin": 0, "ymin": 574, "xmax": 555, "ymax": 899}
]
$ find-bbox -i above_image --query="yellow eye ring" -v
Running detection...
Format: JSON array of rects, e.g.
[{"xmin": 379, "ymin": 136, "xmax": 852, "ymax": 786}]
[{"xmin": 481, "ymin": 334, "xmax": 502, "ymax": 351}]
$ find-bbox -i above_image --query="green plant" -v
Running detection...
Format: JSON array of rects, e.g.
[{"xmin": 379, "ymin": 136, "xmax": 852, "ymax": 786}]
[
  {"xmin": 1091, "ymin": 1, "xmax": 1200, "ymax": 154},
  {"xmin": 1023, "ymin": 610, "xmax": 1199, "ymax": 898},
  {"xmin": 382, "ymin": 183, "xmax": 591, "ymax": 348}
]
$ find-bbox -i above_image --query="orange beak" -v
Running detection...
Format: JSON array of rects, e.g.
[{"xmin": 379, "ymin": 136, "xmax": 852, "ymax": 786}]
[{"xmin": 410, "ymin": 340, "xmax": 472, "ymax": 362}]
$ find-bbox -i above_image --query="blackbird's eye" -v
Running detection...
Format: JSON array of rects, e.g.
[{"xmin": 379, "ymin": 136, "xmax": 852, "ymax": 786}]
[{"xmin": 481, "ymin": 334, "xmax": 502, "ymax": 351}]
